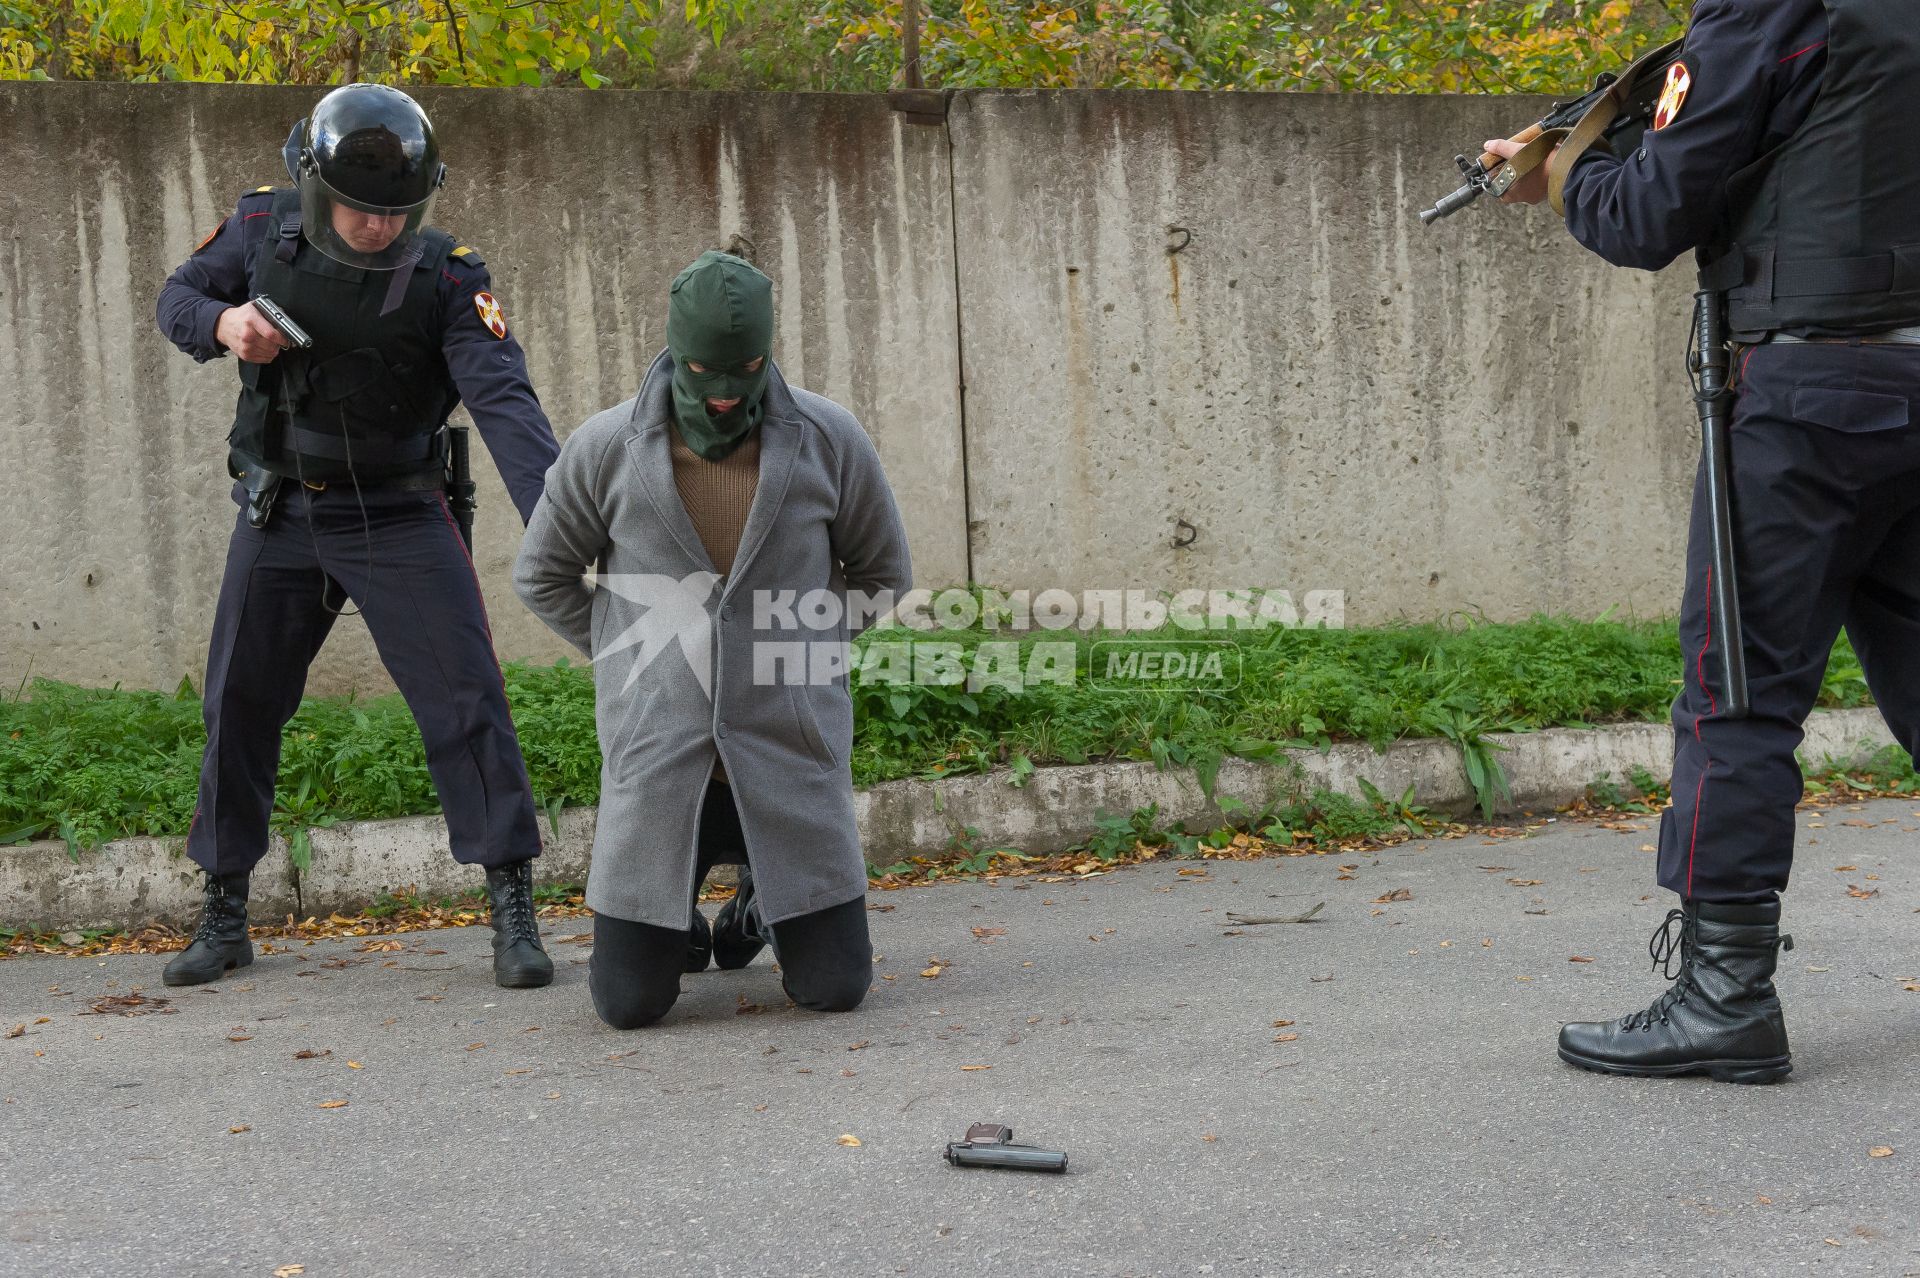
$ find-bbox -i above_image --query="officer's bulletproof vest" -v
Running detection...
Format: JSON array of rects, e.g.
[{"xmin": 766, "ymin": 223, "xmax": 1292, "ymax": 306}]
[
  {"xmin": 230, "ymin": 189, "xmax": 459, "ymax": 482},
  {"xmin": 1701, "ymin": 0, "xmax": 1920, "ymax": 339}
]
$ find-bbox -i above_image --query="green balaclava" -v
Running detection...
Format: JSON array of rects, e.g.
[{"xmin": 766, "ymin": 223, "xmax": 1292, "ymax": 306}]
[{"xmin": 665, "ymin": 250, "xmax": 775, "ymax": 461}]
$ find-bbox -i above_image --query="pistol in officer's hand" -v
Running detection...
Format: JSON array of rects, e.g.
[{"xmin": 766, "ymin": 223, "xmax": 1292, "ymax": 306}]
[{"xmin": 214, "ymin": 300, "xmax": 290, "ymax": 364}]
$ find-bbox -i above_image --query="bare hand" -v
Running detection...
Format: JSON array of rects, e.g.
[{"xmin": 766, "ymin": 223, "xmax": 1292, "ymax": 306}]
[
  {"xmin": 215, "ymin": 302, "xmax": 287, "ymax": 364},
  {"xmin": 1482, "ymin": 137, "xmax": 1558, "ymax": 207}
]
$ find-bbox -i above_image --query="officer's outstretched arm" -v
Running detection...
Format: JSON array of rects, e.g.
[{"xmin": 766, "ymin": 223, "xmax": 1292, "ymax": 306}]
[
  {"xmin": 1561, "ymin": 1, "xmax": 1810, "ymax": 270},
  {"xmin": 512, "ymin": 416, "xmax": 618, "ymax": 657},
  {"xmin": 439, "ymin": 250, "xmax": 561, "ymax": 525}
]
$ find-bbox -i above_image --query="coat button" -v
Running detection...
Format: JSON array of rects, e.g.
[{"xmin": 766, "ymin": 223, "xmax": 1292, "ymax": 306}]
[
  {"xmin": 722, "ymin": 604, "xmax": 734, "ymax": 621},
  {"xmin": 717, "ymin": 722, "xmax": 729, "ymax": 738}
]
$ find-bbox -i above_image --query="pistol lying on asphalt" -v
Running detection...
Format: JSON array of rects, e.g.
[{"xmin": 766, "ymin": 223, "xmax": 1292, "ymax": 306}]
[
  {"xmin": 944, "ymin": 1123, "xmax": 1069, "ymax": 1173},
  {"xmin": 1419, "ymin": 36, "xmax": 1683, "ymax": 225}
]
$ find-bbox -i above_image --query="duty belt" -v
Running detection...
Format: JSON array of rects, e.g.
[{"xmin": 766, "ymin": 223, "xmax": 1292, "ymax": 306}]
[{"xmin": 1767, "ymin": 325, "xmax": 1920, "ymax": 346}]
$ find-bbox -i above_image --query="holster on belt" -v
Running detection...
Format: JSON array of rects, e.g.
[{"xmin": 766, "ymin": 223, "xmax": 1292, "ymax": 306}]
[{"xmin": 241, "ymin": 466, "xmax": 284, "ymax": 530}]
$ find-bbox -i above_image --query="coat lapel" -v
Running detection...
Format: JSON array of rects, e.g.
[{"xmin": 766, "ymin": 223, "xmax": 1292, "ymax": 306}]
[
  {"xmin": 623, "ymin": 351, "xmax": 718, "ymax": 576},
  {"xmin": 721, "ymin": 363, "xmax": 802, "ymax": 600}
]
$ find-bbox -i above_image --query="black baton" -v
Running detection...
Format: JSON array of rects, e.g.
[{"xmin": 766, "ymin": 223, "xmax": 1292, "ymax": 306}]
[
  {"xmin": 1689, "ymin": 290, "xmax": 1750, "ymax": 720},
  {"xmin": 447, "ymin": 426, "xmax": 477, "ymax": 551}
]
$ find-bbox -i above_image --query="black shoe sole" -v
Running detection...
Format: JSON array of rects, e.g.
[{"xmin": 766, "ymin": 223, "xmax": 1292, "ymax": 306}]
[
  {"xmin": 493, "ymin": 964, "xmax": 554, "ymax": 989},
  {"xmin": 1557, "ymin": 1045, "xmax": 1791, "ymax": 1085},
  {"xmin": 711, "ymin": 939, "xmax": 765, "ymax": 971},
  {"xmin": 161, "ymin": 945, "xmax": 254, "ymax": 987}
]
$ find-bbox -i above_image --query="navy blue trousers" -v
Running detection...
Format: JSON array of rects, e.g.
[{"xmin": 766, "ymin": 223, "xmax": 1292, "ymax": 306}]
[
  {"xmin": 1661, "ymin": 341, "xmax": 1920, "ymax": 901},
  {"xmin": 186, "ymin": 480, "xmax": 541, "ymax": 876}
]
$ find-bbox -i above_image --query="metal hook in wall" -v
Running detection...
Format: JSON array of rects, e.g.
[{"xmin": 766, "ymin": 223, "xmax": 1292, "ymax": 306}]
[
  {"xmin": 1172, "ymin": 518, "xmax": 1198, "ymax": 549},
  {"xmin": 1165, "ymin": 225, "xmax": 1192, "ymax": 255}
]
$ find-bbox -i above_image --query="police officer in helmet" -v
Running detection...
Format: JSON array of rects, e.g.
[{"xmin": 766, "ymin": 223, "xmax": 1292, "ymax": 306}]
[
  {"xmin": 1492, "ymin": 0, "xmax": 1920, "ymax": 1083},
  {"xmin": 155, "ymin": 83, "xmax": 561, "ymax": 991}
]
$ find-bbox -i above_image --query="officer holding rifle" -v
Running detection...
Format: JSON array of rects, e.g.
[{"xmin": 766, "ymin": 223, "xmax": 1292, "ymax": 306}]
[{"xmin": 1483, "ymin": 0, "xmax": 1920, "ymax": 1084}]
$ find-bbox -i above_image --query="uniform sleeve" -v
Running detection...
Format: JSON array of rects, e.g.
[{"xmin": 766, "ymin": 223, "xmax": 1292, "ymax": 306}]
[
  {"xmin": 826, "ymin": 418, "xmax": 913, "ymax": 637},
  {"xmin": 1562, "ymin": 1, "xmax": 1793, "ymax": 271},
  {"xmin": 155, "ymin": 193, "xmax": 265, "ymax": 363},
  {"xmin": 440, "ymin": 255, "xmax": 561, "ymax": 525},
  {"xmin": 511, "ymin": 420, "xmax": 616, "ymax": 658}
]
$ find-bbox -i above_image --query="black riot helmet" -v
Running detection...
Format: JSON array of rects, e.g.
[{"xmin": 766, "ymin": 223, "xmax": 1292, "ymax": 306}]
[{"xmin": 282, "ymin": 84, "xmax": 447, "ymax": 271}]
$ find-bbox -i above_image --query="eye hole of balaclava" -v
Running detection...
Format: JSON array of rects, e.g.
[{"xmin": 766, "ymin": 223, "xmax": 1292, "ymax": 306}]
[{"xmin": 665, "ymin": 250, "xmax": 774, "ymax": 461}]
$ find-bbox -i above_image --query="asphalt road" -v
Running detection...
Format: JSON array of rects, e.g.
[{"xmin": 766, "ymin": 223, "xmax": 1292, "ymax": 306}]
[{"xmin": 3, "ymin": 801, "xmax": 1917, "ymax": 1277}]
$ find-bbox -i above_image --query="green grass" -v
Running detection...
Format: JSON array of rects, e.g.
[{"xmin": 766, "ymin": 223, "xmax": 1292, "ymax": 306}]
[{"xmin": 0, "ymin": 612, "xmax": 1886, "ymax": 859}]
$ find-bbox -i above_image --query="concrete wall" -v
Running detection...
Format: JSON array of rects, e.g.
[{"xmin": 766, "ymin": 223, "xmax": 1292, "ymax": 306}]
[
  {"xmin": 0, "ymin": 84, "xmax": 966, "ymax": 694},
  {"xmin": 1, "ymin": 84, "xmax": 1696, "ymax": 697},
  {"xmin": 951, "ymin": 91, "xmax": 1695, "ymax": 619}
]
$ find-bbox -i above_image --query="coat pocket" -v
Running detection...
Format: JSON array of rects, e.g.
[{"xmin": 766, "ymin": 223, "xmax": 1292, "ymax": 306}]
[
  {"xmin": 788, "ymin": 684, "xmax": 837, "ymax": 771},
  {"xmin": 1790, "ymin": 387, "xmax": 1911, "ymax": 434}
]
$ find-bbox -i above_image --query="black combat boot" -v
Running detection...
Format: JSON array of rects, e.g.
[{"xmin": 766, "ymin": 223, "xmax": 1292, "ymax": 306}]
[
  {"xmin": 1558, "ymin": 900, "xmax": 1793, "ymax": 1084},
  {"xmin": 711, "ymin": 868, "xmax": 767, "ymax": 970},
  {"xmin": 484, "ymin": 861, "xmax": 554, "ymax": 989},
  {"xmin": 162, "ymin": 871, "xmax": 254, "ymax": 986}
]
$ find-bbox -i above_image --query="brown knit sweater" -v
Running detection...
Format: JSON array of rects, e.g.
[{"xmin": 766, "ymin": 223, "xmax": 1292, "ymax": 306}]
[{"xmin": 669, "ymin": 423, "xmax": 761, "ymax": 781}]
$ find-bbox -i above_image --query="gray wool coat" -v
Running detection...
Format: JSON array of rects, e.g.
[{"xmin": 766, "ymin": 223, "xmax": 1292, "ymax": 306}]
[{"xmin": 511, "ymin": 350, "xmax": 913, "ymax": 929}]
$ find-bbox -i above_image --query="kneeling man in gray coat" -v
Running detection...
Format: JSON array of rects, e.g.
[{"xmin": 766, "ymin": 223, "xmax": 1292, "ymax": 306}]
[{"xmin": 512, "ymin": 251, "xmax": 913, "ymax": 1028}]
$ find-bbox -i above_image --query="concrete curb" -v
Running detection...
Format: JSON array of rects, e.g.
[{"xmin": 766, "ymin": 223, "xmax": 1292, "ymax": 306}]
[{"xmin": 2, "ymin": 709, "xmax": 1897, "ymax": 932}]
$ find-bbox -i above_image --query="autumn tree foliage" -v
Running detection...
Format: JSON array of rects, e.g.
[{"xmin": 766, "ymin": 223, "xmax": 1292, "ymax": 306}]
[{"xmin": 1, "ymin": 0, "xmax": 1691, "ymax": 93}]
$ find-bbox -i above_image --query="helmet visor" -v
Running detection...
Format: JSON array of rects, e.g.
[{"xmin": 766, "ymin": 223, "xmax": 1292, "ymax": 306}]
[{"xmin": 297, "ymin": 170, "xmax": 437, "ymax": 271}]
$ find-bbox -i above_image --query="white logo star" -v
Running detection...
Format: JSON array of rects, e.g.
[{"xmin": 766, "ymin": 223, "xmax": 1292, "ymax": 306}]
[{"xmin": 591, "ymin": 572, "xmax": 722, "ymax": 701}]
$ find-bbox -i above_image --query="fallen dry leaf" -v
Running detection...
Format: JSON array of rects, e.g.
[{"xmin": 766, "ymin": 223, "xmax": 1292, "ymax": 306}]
[
  {"xmin": 970, "ymin": 927, "xmax": 1006, "ymax": 942},
  {"xmin": 274, "ymin": 1267, "xmax": 306, "ymax": 1278},
  {"xmin": 960, "ymin": 1064, "xmax": 992, "ymax": 1071},
  {"xmin": 1869, "ymin": 1146, "xmax": 1894, "ymax": 1159},
  {"xmin": 847, "ymin": 1040, "xmax": 870, "ymax": 1052},
  {"xmin": 316, "ymin": 1100, "xmax": 349, "ymax": 1110},
  {"xmin": 1569, "ymin": 956, "xmax": 1595, "ymax": 964},
  {"xmin": 920, "ymin": 966, "xmax": 944, "ymax": 979},
  {"xmin": 1271, "ymin": 1019, "xmax": 1294, "ymax": 1028},
  {"xmin": 1506, "ymin": 878, "xmax": 1544, "ymax": 888},
  {"xmin": 347, "ymin": 1061, "xmax": 364, "ymax": 1070},
  {"xmin": 5, "ymin": 1025, "xmax": 24, "ymax": 1039},
  {"xmin": 1847, "ymin": 886, "xmax": 1880, "ymax": 900},
  {"xmin": 837, "ymin": 1134, "xmax": 862, "ymax": 1147},
  {"xmin": 227, "ymin": 1034, "xmax": 253, "ymax": 1043},
  {"xmin": 1273, "ymin": 1033, "xmax": 1299, "ymax": 1043},
  {"xmin": 229, "ymin": 1125, "xmax": 252, "ymax": 1134},
  {"xmin": 1372, "ymin": 888, "xmax": 1413, "ymax": 904},
  {"xmin": 292, "ymin": 1049, "xmax": 332, "ymax": 1061},
  {"xmin": 1834, "ymin": 865, "xmax": 1858, "ymax": 872},
  {"xmin": 1201, "ymin": 1133, "xmax": 1218, "ymax": 1143}
]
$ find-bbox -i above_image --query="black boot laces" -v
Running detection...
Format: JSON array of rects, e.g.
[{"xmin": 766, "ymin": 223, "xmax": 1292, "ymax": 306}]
[
  {"xmin": 1620, "ymin": 909, "xmax": 1698, "ymax": 1031},
  {"xmin": 496, "ymin": 867, "xmax": 540, "ymax": 944},
  {"xmin": 192, "ymin": 876, "xmax": 237, "ymax": 943}
]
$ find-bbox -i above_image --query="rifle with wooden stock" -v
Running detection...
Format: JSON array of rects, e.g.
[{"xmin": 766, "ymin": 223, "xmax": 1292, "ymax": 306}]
[{"xmin": 1420, "ymin": 35, "xmax": 1752, "ymax": 719}]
